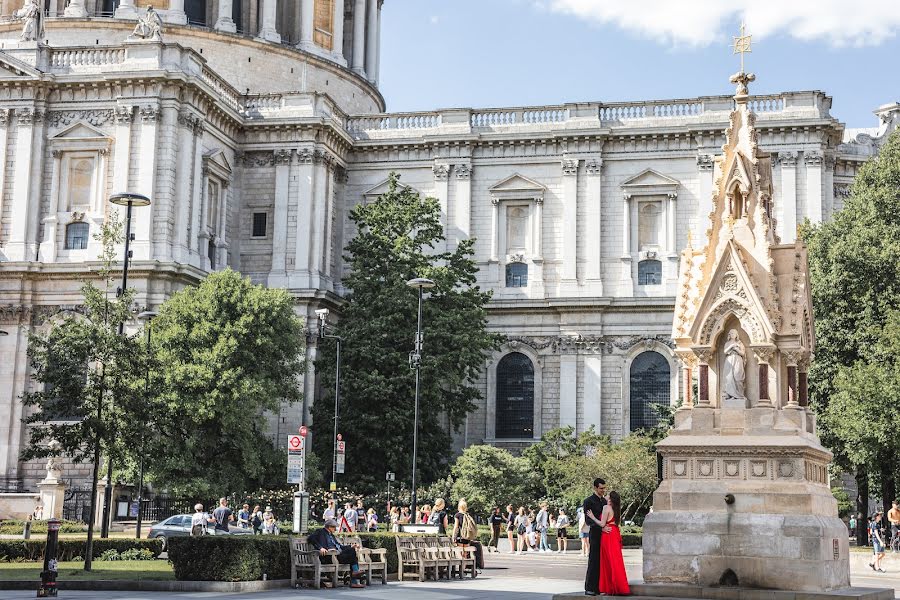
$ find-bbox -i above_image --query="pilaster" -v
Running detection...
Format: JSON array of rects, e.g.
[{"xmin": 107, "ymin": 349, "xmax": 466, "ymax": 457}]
[
  {"xmin": 290, "ymin": 147, "xmax": 315, "ymax": 287},
  {"xmin": 432, "ymin": 162, "xmax": 449, "ymax": 252},
  {"xmin": 559, "ymin": 353, "xmax": 577, "ymax": 429},
  {"xmin": 173, "ymin": 110, "xmax": 199, "ymax": 263},
  {"xmin": 560, "ymin": 157, "xmax": 578, "ymax": 286},
  {"xmin": 583, "ymin": 158, "xmax": 602, "ymax": 288},
  {"xmin": 38, "ymin": 150, "xmax": 63, "ymax": 263},
  {"xmin": 804, "ymin": 150, "xmax": 823, "ymax": 224},
  {"xmin": 132, "ymin": 105, "xmax": 160, "ymax": 261},
  {"xmin": 778, "ymin": 152, "xmax": 798, "ymax": 243},
  {"xmin": 6, "ymin": 108, "xmax": 44, "ymax": 262},
  {"xmin": 454, "ymin": 163, "xmax": 472, "ymax": 242},
  {"xmin": 365, "ymin": 0, "xmax": 378, "ymax": 83},
  {"xmin": 309, "ymin": 151, "xmax": 331, "ymax": 288},
  {"xmin": 695, "ymin": 154, "xmax": 714, "ymax": 242},
  {"xmin": 619, "ymin": 192, "xmax": 633, "ymax": 296},
  {"xmin": 269, "ymin": 149, "xmax": 291, "ymax": 285}
]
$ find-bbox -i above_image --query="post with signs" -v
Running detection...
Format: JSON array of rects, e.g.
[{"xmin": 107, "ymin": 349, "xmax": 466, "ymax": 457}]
[
  {"xmin": 37, "ymin": 518, "xmax": 60, "ymax": 597},
  {"xmin": 386, "ymin": 471, "xmax": 395, "ymax": 515},
  {"xmin": 336, "ymin": 438, "xmax": 346, "ymax": 475},
  {"xmin": 287, "ymin": 434, "xmax": 308, "ymax": 534}
]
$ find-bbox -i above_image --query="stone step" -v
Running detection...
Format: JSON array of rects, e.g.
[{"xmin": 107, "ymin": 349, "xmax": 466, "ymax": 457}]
[{"xmin": 553, "ymin": 584, "xmax": 895, "ymax": 600}]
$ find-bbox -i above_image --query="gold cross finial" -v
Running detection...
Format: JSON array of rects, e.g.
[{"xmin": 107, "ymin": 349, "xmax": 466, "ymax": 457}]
[{"xmin": 733, "ymin": 21, "xmax": 752, "ymax": 73}]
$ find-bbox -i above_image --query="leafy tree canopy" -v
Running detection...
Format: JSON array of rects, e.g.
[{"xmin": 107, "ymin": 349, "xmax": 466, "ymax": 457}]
[
  {"xmin": 449, "ymin": 445, "xmax": 540, "ymax": 517},
  {"xmin": 312, "ymin": 173, "xmax": 501, "ymax": 493}
]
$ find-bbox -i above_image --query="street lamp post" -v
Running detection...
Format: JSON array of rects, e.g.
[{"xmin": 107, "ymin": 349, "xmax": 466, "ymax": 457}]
[
  {"xmin": 100, "ymin": 192, "xmax": 151, "ymax": 538},
  {"xmin": 135, "ymin": 310, "xmax": 158, "ymax": 540},
  {"xmin": 406, "ymin": 277, "xmax": 434, "ymax": 519},
  {"xmin": 316, "ymin": 308, "xmax": 341, "ymax": 496}
]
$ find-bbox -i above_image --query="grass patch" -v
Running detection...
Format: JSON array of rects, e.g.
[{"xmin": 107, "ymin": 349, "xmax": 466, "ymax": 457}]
[{"xmin": 0, "ymin": 560, "xmax": 174, "ymax": 581}]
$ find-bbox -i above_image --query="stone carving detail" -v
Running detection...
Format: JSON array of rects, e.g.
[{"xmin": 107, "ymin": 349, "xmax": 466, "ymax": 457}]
[
  {"xmin": 0, "ymin": 110, "xmax": 10, "ymax": 126},
  {"xmin": 749, "ymin": 459, "xmax": 767, "ymax": 478},
  {"xmin": 804, "ymin": 151, "xmax": 823, "ymax": 166},
  {"xmin": 140, "ymin": 106, "xmax": 160, "ymax": 123},
  {"xmin": 297, "ymin": 148, "xmax": 314, "ymax": 164},
  {"xmin": 697, "ymin": 154, "xmax": 714, "ymax": 171},
  {"xmin": 13, "ymin": 0, "xmax": 43, "ymax": 42},
  {"xmin": 47, "ymin": 110, "xmax": 115, "ymax": 128},
  {"xmin": 585, "ymin": 158, "xmax": 602, "ymax": 175},
  {"xmin": 274, "ymin": 149, "xmax": 291, "ymax": 166},
  {"xmin": 777, "ymin": 151, "xmax": 798, "ymax": 167},
  {"xmin": 698, "ymin": 298, "xmax": 765, "ymax": 345},
  {"xmin": 432, "ymin": 164, "xmax": 450, "ymax": 180},
  {"xmin": 778, "ymin": 460, "xmax": 794, "ymax": 478},
  {"xmin": 672, "ymin": 460, "xmax": 688, "ymax": 477},
  {"xmin": 562, "ymin": 158, "xmax": 578, "ymax": 176},
  {"xmin": 723, "ymin": 459, "xmax": 741, "ymax": 478},
  {"xmin": 455, "ymin": 164, "xmax": 472, "ymax": 179},
  {"xmin": 129, "ymin": 6, "xmax": 164, "ymax": 42},
  {"xmin": 722, "ymin": 329, "xmax": 747, "ymax": 402},
  {"xmin": 697, "ymin": 459, "xmax": 715, "ymax": 478},
  {"xmin": 242, "ymin": 151, "xmax": 276, "ymax": 167},
  {"xmin": 17, "ymin": 108, "xmax": 44, "ymax": 125},
  {"xmin": 114, "ymin": 106, "xmax": 135, "ymax": 124}
]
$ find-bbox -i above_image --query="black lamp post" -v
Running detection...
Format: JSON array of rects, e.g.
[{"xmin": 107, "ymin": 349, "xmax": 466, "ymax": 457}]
[
  {"xmin": 406, "ymin": 277, "xmax": 434, "ymax": 519},
  {"xmin": 100, "ymin": 192, "xmax": 151, "ymax": 538},
  {"xmin": 316, "ymin": 308, "xmax": 342, "ymax": 497},
  {"xmin": 135, "ymin": 310, "xmax": 158, "ymax": 540}
]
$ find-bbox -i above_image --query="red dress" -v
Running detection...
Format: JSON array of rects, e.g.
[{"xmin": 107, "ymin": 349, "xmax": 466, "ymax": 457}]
[{"xmin": 598, "ymin": 523, "xmax": 631, "ymax": 595}]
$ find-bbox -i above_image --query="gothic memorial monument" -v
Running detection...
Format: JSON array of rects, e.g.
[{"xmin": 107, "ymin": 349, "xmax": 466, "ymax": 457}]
[{"xmin": 641, "ymin": 66, "xmax": 850, "ymax": 591}]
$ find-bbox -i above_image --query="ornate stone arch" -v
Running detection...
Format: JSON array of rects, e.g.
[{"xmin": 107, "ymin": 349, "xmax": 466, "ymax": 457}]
[
  {"xmin": 621, "ymin": 339, "xmax": 678, "ymax": 436},
  {"xmin": 485, "ymin": 341, "xmax": 543, "ymax": 442},
  {"xmin": 698, "ymin": 297, "xmax": 767, "ymax": 346}
]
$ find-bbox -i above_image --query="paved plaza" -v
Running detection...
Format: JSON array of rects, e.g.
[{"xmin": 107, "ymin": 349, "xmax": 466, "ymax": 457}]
[{"xmin": 4, "ymin": 550, "xmax": 898, "ymax": 600}]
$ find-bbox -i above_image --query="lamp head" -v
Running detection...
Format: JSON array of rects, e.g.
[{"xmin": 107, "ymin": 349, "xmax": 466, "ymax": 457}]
[
  {"xmin": 137, "ymin": 311, "xmax": 159, "ymax": 321},
  {"xmin": 109, "ymin": 192, "xmax": 151, "ymax": 207},
  {"xmin": 406, "ymin": 277, "xmax": 435, "ymax": 290},
  {"xmin": 315, "ymin": 308, "xmax": 329, "ymax": 321},
  {"xmin": 0, "ymin": 329, "xmax": 8, "ymax": 337}
]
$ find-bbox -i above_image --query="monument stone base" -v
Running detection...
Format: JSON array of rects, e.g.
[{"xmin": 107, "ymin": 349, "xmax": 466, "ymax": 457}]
[{"xmin": 553, "ymin": 585, "xmax": 894, "ymax": 600}]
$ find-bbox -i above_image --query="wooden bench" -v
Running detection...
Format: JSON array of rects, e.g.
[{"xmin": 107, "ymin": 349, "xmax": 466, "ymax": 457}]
[
  {"xmin": 396, "ymin": 535, "xmax": 439, "ymax": 581},
  {"xmin": 338, "ymin": 534, "xmax": 388, "ymax": 585},
  {"xmin": 289, "ymin": 535, "xmax": 351, "ymax": 589}
]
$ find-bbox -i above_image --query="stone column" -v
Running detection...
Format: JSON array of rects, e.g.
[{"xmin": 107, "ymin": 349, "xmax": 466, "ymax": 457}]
[
  {"xmin": 560, "ymin": 158, "xmax": 578, "ymax": 284},
  {"xmin": 7, "ymin": 108, "xmax": 44, "ymax": 262},
  {"xmin": 269, "ymin": 150, "xmax": 291, "ymax": 284},
  {"xmin": 293, "ymin": 147, "xmax": 315, "ymax": 287},
  {"xmin": 694, "ymin": 348, "xmax": 713, "ymax": 407},
  {"xmin": 115, "ymin": 0, "xmax": 138, "ymax": 19},
  {"xmin": 298, "ymin": 0, "xmax": 314, "ymax": 50},
  {"xmin": 798, "ymin": 356, "xmax": 810, "ymax": 408},
  {"xmin": 823, "ymin": 154, "xmax": 836, "ymax": 221},
  {"xmin": 620, "ymin": 192, "xmax": 633, "ymax": 295},
  {"xmin": 64, "ymin": 0, "xmax": 87, "ymax": 17},
  {"xmin": 166, "ymin": 0, "xmax": 188, "ymax": 24},
  {"xmin": 532, "ymin": 196, "xmax": 543, "ymax": 260},
  {"xmin": 364, "ymin": 0, "xmax": 377, "ymax": 82},
  {"xmin": 133, "ymin": 106, "xmax": 160, "ymax": 261},
  {"xmin": 455, "ymin": 164, "xmax": 472, "ymax": 241},
  {"xmin": 374, "ymin": 0, "xmax": 382, "ymax": 83},
  {"xmin": 676, "ymin": 352, "xmax": 695, "ymax": 410},
  {"xmin": 258, "ymin": 0, "xmax": 281, "ymax": 43},
  {"xmin": 584, "ymin": 159, "xmax": 602, "ymax": 286},
  {"xmin": 666, "ymin": 192, "xmax": 677, "ymax": 257},
  {"xmin": 752, "ymin": 346, "xmax": 775, "ymax": 407},
  {"xmin": 331, "ymin": 0, "xmax": 345, "ymax": 63},
  {"xmin": 38, "ymin": 150, "xmax": 64, "ymax": 263},
  {"xmin": 215, "ymin": 0, "xmax": 237, "ymax": 32},
  {"xmin": 489, "ymin": 197, "xmax": 499, "ymax": 263},
  {"xmin": 310, "ymin": 153, "xmax": 330, "ymax": 287},
  {"xmin": 784, "ymin": 350, "xmax": 801, "ymax": 409},
  {"xmin": 351, "ymin": 0, "xmax": 366, "ymax": 75},
  {"xmin": 778, "ymin": 151, "xmax": 798, "ymax": 243},
  {"xmin": 174, "ymin": 111, "xmax": 197, "ymax": 263},
  {"xmin": 432, "ymin": 163, "xmax": 450, "ymax": 252},
  {"xmin": 0, "ymin": 111, "xmax": 9, "ymax": 232},
  {"xmin": 189, "ymin": 123, "xmax": 206, "ymax": 266},
  {"xmin": 805, "ymin": 150, "xmax": 823, "ymax": 224},
  {"xmin": 583, "ymin": 354, "xmax": 602, "ymax": 432}
]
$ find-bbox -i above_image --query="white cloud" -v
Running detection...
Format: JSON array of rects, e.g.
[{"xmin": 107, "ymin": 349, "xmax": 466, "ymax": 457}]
[{"xmin": 545, "ymin": 0, "xmax": 900, "ymax": 47}]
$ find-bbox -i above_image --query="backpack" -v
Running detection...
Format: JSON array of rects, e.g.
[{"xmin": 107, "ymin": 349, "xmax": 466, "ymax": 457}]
[{"xmin": 460, "ymin": 512, "xmax": 478, "ymax": 541}]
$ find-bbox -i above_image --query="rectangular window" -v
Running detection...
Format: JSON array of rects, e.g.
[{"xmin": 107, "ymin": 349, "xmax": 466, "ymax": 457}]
[
  {"xmin": 313, "ymin": 0, "xmax": 334, "ymax": 50},
  {"xmin": 252, "ymin": 212, "xmax": 267, "ymax": 238},
  {"xmin": 65, "ymin": 223, "xmax": 90, "ymax": 250}
]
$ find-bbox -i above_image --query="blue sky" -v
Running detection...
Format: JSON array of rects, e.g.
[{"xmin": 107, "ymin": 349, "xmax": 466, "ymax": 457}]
[{"xmin": 378, "ymin": 0, "xmax": 898, "ymax": 128}]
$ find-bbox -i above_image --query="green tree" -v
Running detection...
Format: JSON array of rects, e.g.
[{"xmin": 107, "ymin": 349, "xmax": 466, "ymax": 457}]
[
  {"xmin": 144, "ymin": 268, "xmax": 305, "ymax": 496},
  {"xmin": 806, "ymin": 129, "xmax": 900, "ymax": 534},
  {"xmin": 312, "ymin": 173, "xmax": 501, "ymax": 493},
  {"xmin": 449, "ymin": 445, "xmax": 539, "ymax": 517},
  {"xmin": 522, "ymin": 426, "xmax": 608, "ymax": 503}
]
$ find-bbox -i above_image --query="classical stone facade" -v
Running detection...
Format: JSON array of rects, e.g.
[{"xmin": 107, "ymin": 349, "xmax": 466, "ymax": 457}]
[{"xmin": 0, "ymin": 3, "xmax": 897, "ymax": 491}]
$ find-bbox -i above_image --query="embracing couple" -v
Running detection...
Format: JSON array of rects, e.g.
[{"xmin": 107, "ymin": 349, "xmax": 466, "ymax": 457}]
[{"xmin": 583, "ymin": 478, "xmax": 630, "ymax": 596}]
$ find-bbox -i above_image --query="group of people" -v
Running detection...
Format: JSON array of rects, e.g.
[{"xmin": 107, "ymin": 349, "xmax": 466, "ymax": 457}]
[
  {"xmin": 866, "ymin": 500, "xmax": 900, "ymax": 573},
  {"xmin": 190, "ymin": 498, "xmax": 280, "ymax": 536},
  {"xmin": 322, "ymin": 499, "xmax": 380, "ymax": 533},
  {"xmin": 492, "ymin": 503, "xmax": 571, "ymax": 554}
]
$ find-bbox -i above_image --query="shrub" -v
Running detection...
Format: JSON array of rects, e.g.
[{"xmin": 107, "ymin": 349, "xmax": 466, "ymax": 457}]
[
  {"xmin": 0, "ymin": 538, "xmax": 163, "ymax": 562},
  {"xmin": 98, "ymin": 547, "xmax": 156, "ymax": 561},
  {"xmin": 168, "ymin": 536, "xmax": 291, "ymax": 582},
  {"xmin": 0, "ymin": 520, "xmax": 86, "ymax": 536}
]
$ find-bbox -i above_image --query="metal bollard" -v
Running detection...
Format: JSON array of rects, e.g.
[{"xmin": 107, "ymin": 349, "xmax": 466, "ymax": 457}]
[
  {"xmin": 22, "ymin": 518, "xmax": 32, "ymax": 540},
  {"xmin": 37, "ymin": 518, "xmax": 60, "ymax": 597}
]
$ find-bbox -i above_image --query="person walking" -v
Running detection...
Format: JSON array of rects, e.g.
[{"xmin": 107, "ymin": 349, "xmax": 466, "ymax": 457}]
[
  {"xmin": 583, "ymin": 478, "xmax": 608, "ymax": 596},
  {"xmin": 429, "ymin": 498, "xmax": 450, "ymax": 535},
  {"xmin": 597, "ymin": 491, "xmax": 630, "ymax": 595},
  {"xmin": 556, "ymin": 508, "xmax": 571, "ymax": 553},
  {"xmin": 488, "ymin": 507, "xmax": 504, "ymax": 552},
  {"xmin": 577, "ymin": 506, "xmax": 589, "ymax": 556},
  {"xmin": 869, "ymin": 512, "xmax": 886, "ymax": 572},
  {"xmin": 366, "ymin": 508, "xmax": 378, "ymax": 532},
  {"xmin": 505, "ymin": 504, "xmax": 516, "ymax": 554},
  {"xmin": 453, "ymin": 498, "xmax": 484, "ymax": 570},
  {"xmin": 237, "ymin": 503, "xmax": 251, "ymax": 529},
  {"xmin": 389, "ymin": 506, "xmax": 400, "ymax": 532},
  {"xmin": 308, "ymin": 519, "xmax": 367, "ymax": 588},
  {"xmin": 515, "ymin": 507, "xmax": 528, "ymax": 554},
  {"xmin": 190, "ymin": 503, "xmax": 214, "ymax": 536},
  {"xmin": 536, "ymin": 502, "xmax": 551, "ymax": 552},
  {"xmin": 341, "ymin": 502, "xmax": 357, "ymax": 532},
  {"xmin": 888, "ymin": 501, "xmax": 900, "ymax": 547},
  {"xmin": 251, "ymin": 504, "xmax": 263, "ymax": 534},
  {"xmin": 356, "ymin": 500, "xmax": 366, "ymax": 531},
  {"xmin": 213, "ymin": 497, "xmax": 234, "ymax": 532}
]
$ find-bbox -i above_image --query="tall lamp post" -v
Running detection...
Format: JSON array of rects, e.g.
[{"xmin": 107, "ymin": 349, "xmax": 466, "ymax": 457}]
[
  {"xmin": 99, "ymin": 192, "xmax": 151, "ymax": 538},
  {"xmin": 406, "ymin": 277, "xmax": 434, "ymax": 518},
  {"xmin": 135, "ymin": 311, "xmax": 158, "ymax": 540},
  {"xmin": 316, "ymin": 308, "xmax": 342, "ymax": 496}
]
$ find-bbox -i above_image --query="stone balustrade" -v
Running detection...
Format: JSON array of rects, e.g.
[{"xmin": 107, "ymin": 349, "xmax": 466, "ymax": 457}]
[{"xmin": 47, "ymin": 47, "xmax": 126, "ymax": 70}]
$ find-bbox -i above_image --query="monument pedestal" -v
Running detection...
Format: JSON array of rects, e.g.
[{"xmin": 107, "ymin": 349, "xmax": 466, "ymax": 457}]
[{"xmin": 37, "ymin": 477, "xmax": 66, "ymax": 520}]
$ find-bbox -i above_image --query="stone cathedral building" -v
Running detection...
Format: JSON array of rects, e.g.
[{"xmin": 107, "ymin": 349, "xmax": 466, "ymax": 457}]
[{"xmin": 0, "ymin": 1, "xmax": 896, "ymax": 490}]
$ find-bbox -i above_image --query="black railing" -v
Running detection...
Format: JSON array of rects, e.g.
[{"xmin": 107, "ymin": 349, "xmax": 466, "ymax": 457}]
[{"xmin": 62, "ymin": 488, "xmax": 92, "ymax": 523}]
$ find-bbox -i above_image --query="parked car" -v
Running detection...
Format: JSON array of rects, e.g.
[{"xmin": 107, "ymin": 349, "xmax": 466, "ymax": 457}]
[{"xmin": 148, "ymin": 513, "xmax": 253, "ymax": 550}]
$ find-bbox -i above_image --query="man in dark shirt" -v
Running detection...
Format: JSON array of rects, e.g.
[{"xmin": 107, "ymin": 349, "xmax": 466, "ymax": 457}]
[
  {"xmin": 307, "ymin": 519, "xmax": 366, "ymax": 588},
  {"xmin": 488, "ymin": 507, "xmax": 505, "ymax": 551},
  {"xmin": 583, "ymin": 478, "xmax": 608, "ymax": 596},
  {"xmin": 212, "ymin": 497, "xmax": 234, "ymax": 532}
]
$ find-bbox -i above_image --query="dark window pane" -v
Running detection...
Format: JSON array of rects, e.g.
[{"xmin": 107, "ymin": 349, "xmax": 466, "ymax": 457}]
[
  {"xmin": 629, "ymin": 351, "xmax": 670, "ymax": 431},
  {"xmin": 252, "ymin": 212, "xmax": 267, "ymax": 237},
  {"xmin": 208, "ymin": 240, "xmax": 216, "ymax": 270},
  {"xmin": 65, "ymin": 222, "xmax": 90, "ymax": 250},
  {"xmin": 638, "ymin": 259, "xmax": 662, "ymax": 285},
  {"xmin": 496, "ymin": 352, "xmax": 534, "ymax": 439},
  {"xmin": 505, "ymin": 263, "xmax": 528, "ymax": 288}
]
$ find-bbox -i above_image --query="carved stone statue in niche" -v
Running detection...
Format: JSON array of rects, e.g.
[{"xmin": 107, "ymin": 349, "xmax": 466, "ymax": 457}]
[
  {"xmin": 14, "ymin": 0, "xmax": 44, "ymax": 42},
  {"xmin": 129, "ymin": 6, "xmax": 164, "ymax": 41},
  {"xmin": 722, "ymin": 328, "xmax": 746, "ymax": 401}
]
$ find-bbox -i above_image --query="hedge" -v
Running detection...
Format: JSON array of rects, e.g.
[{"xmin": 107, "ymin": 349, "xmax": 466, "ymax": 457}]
[
  {"xmin": 0, "ymin": 520, "xmax": 86, "ymax": 536},
  {"xmin": 0, "ymin": 538, "xmax": 163, "ymax": 562}
]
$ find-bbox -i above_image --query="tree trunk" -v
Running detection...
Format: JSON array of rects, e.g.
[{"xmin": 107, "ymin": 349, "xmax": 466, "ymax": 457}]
[{"xmin": 856, "ymin": 465, "xmax": 869, "ymax": 547}]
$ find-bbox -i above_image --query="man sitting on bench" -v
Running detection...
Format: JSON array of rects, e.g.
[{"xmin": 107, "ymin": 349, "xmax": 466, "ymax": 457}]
[{"xmin": 308, "ymin": 519, "xmax": 366, "ymax": 589}]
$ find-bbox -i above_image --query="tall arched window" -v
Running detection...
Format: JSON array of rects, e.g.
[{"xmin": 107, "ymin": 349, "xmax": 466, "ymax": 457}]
[
  {"xmin": 65, "ymin": 222, "xmax": 90, "ymax": 250},
  {"xmin": 496, "ymin": 352, "xmax": 534, "ymax": 439},
  {"xmin": 629, "ymin": 351, "xmax": 670, "ymax": 431}
]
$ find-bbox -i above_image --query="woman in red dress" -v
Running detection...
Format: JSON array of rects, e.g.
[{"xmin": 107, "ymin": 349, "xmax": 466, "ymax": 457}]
[{"xmin": 598, "ymin": 491, "xmax": 631, "ymax": 595}]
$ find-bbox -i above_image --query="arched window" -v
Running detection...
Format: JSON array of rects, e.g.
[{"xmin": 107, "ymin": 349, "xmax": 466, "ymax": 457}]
[
  {"xmin": 629, "ymin": 351, "xmax": 671, "ymax": 431},
  {"xmin": 506, "ymin": 263, "xmax": 528, "ymax": 287},
  {"xmin": 638, "ymin": 259, "xmax": 662, "ymax": 285},
  {"xmin": 65, "ymin": 222, "xmax": 90, "ymax": 250},
  {"xmin": 496, "ymin": 352, "xmax": 534, "ymax": 439}
]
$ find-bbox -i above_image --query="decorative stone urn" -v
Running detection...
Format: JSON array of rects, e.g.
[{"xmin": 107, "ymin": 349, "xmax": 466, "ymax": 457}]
[{"xmin": 641, "ymin": 72, "xmax": 850, "ymax": 592}]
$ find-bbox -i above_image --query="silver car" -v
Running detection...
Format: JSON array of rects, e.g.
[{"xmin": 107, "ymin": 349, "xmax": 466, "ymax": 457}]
[{"xmin": 147, "ymin": 513, "xmax": 254, "ymax": 550}]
